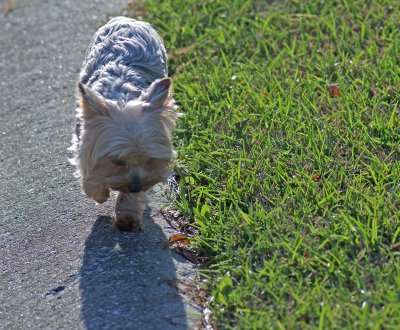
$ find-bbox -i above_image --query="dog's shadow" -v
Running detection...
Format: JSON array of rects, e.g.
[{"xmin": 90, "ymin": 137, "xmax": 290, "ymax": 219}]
[{"xmin": 80, "ymin": 211, "xmax": 189, "ymax": 329}]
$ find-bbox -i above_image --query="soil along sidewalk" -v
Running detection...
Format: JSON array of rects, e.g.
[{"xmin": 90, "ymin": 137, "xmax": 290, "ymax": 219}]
[{"xmin": 0, "ymin": 0, "xmax": 199, "ymax": 329}]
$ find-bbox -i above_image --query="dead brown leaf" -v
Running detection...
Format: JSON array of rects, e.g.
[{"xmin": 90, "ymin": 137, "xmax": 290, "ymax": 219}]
[
  {"xmin": 312, "ymin": 173, "xmax": 321, "ymax": 182},
  {"xmin": 327, "ymin": 84, "xmax": 341, "ymax": 98},
  {"xmin": 165, "ymin": 233, "xmax": 199, "ymax": 263},
  {"xmin": 169, "ymin": 233, "xmax": 190, "ymax": 246}
]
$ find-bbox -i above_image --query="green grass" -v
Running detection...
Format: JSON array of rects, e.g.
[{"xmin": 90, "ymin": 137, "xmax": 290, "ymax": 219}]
[{"xmin": 135, "ymin": 0, "xmax": 400, "ymax": 328}]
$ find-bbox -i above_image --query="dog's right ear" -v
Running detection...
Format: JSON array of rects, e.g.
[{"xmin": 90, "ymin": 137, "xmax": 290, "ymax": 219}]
[
  {"xmin": 77, "ymin": 82, "xmax": 109, "ymax": 118},
  {"xmin": 139, "ymin": 77, "xmax": 173, "ymax": 111}
]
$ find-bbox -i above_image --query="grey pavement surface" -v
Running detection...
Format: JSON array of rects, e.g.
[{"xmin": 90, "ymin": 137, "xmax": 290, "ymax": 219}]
[{"xmin": 0, "ymin": 0, "xmax": 199, "ymax": 329}]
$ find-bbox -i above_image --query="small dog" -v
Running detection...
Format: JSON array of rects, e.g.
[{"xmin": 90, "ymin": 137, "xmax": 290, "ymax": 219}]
[{"xmin": 70, "ymin": 17, "xmax": 177, "ymax": 231}]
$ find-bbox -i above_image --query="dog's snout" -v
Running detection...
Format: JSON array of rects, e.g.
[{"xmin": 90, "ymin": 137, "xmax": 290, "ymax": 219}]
[{"xmin": 128, "ymin": 183, "xmax": 142, "ymax": 193}]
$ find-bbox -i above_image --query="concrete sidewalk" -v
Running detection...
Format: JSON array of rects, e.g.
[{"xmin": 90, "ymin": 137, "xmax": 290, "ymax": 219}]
[{"xmin": 0, "ymin": 0, "xmax": 199, "ymax": 328}]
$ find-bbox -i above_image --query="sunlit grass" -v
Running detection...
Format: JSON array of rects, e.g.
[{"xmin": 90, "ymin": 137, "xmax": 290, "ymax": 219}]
[{"xmin": 136, "ymin": 0, "xmax": 400, "ymax": 328}]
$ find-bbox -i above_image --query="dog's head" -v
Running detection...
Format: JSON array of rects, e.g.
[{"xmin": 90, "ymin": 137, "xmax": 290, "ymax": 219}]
[{"xmin": 77, "ymin": 77, "xmax": 177, "ymax": 193}]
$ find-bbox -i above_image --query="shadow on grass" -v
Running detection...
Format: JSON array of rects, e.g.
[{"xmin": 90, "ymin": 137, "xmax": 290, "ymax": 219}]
[{"xmin": 80, "ymin": 211, "xmax": 188, "ymax": 329}]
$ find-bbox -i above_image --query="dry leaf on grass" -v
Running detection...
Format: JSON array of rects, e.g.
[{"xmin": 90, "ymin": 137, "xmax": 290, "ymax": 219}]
[
  {"xmin": 312, "ymin": 173, "xmax": 321, "ymax": 182},
  {"xmin": 327, "ymin": 84, "xmax": 341, "ymax": 98},
  {"xmin": 169, "ymin": 233, "xmax": 190, "ymax": 245},
  {"xmin": 167, "ymin": 233, "xmax": 199, "ymax": 263}
]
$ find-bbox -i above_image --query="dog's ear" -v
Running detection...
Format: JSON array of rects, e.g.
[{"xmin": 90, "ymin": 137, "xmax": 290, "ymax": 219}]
[
  {"xmin": 77, "ymin": 82, "xmax": 109, "ymax": 118},
  {"xmin": 140, "ymin": 77, "xmax": 172, "ymax": 110}
]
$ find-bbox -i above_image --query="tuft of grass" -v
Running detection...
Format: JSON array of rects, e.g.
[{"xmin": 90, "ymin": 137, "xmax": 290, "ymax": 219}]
[{"xmin": 137, "ymin": 0, "xmax": 400, "ymax": 328}]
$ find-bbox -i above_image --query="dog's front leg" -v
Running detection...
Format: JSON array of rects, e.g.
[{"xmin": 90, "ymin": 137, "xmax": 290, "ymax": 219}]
[
  {"xmin": 115, "ymin": 192, "xmax": 146, "ymax": 231},
  {"xmin": 82, "ymin": 179, "xmax": 110, "ymax": 204}
]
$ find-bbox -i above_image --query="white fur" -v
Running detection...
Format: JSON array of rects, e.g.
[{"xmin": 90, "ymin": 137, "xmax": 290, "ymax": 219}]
[{"xmin": 70, "ymin": 17, "xmax": 177, "ymax": 231}]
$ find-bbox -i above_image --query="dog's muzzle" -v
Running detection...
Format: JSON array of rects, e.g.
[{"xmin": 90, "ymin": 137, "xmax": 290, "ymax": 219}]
[{"xmin": 128, "ymin": 183, "xmax": 142, "ymax": 193}]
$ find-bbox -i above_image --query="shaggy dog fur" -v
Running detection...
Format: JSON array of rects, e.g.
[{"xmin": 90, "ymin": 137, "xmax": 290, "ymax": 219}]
[{"xmin": 70, "ymin": 17, "xmax": 177, "ymax": 231}]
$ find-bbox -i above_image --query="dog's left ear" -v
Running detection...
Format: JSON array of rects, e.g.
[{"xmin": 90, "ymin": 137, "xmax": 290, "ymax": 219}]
[{"xmin": 140, "ymin": 77, "xmax": 172, "ymax": 110}]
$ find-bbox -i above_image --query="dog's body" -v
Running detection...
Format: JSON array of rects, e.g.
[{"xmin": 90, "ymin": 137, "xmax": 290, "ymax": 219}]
[{"xmin": 70, "ymin": 17, "xmax": 177, "ymax": 231}]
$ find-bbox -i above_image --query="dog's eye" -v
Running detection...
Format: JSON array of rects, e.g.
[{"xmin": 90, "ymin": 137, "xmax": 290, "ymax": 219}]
[
  {"xmin": 112, "ymin": 159, "xmax": 126, "ymax": 166},
  {"xmin": 146, "ymin": 158, "xmax": 156, "ymax": 167}
]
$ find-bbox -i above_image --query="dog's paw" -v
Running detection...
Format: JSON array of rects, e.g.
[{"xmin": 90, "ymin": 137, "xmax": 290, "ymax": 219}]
[
  {"xmin": 115, "ymin": 211, "xmax": 143, "ymax": 232},
  {"xmin": 82, "ymin": 182, "xmax": 110, "ymax": 204},
  {"xmin": 93, "ymin": 188, "xmax": 110, "ymax": 204}
]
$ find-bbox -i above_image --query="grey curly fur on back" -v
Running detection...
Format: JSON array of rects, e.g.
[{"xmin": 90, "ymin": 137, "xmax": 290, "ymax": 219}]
[{"xmin": 79, "ymin": 17, "xmax": 168, "ymax": 107}]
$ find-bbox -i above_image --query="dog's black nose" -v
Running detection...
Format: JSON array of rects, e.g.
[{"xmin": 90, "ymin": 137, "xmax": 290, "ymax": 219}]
[{"xmin": 128, "ymin": 183, "xmax": 142, "ymax": 193}]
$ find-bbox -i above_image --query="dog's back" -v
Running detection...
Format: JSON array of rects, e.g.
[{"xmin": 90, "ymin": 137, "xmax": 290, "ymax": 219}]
[{"xmin": 79, "ymin": 17, "xmax": 168, "ymax": 106}]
